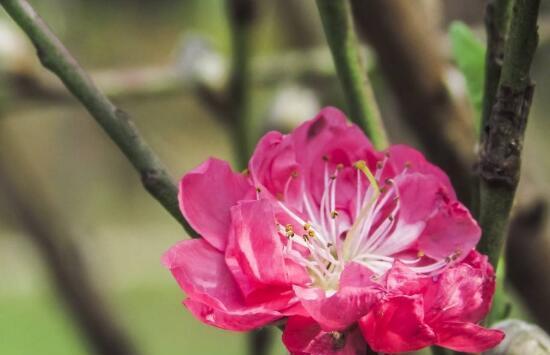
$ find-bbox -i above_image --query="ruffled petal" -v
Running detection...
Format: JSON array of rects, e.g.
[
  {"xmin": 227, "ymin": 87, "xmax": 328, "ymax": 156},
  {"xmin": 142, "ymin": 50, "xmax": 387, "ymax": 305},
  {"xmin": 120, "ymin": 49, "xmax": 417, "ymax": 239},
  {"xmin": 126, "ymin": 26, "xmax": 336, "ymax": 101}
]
[
  {"xmin": 419, "ymin": 201, "xmax": 481, "ymax": 261},
  {"xmin": 248, "ymin": 131, "xmax": 303, "ymax": 208},
  {"xmin": 294, "ymin": 263, "xmax": 378, "ymax": 331},
  {"xmin": 435, "ymin": 321, "xmax": 505, "ymax": 353},
  {"xmin": 179, "ymin": 158, "xmax": 254, "ymax": 250},
  {"xmin": 423, "ymin": 251, "xmax": 495, "ymax": 324},
  {"xmin": 386, "ymin": 145, "xmax": 456, "ymax": 200},
  {"xmin": 283, "ymin": 316, "xmax": 367, "ymax": 355},
  {"xmin": 359, "ymin": 295, "xmax": 435, "ymax": 353},
  {"xmin": 225, "ymin": 199, "xmax": 299, "ymax": 304},
  {"xmin": 184, "ymin": 298, "xmax": 281, "ymax": 331},
  {"xmin": 163, "ymin": 239, "xmax": 243, "ymax": 310}
]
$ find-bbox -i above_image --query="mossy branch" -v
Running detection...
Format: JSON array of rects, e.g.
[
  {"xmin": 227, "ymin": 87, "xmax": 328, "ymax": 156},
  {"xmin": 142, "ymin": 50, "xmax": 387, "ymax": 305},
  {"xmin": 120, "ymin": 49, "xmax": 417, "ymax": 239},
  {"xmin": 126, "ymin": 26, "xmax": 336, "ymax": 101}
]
[
  {"xmin": 478, "ymin": 0, "xmax": 540, "ymax": 267},
  {"xmin": 0, "ymin": 0, "xmax": 197, "ymax": 236}
]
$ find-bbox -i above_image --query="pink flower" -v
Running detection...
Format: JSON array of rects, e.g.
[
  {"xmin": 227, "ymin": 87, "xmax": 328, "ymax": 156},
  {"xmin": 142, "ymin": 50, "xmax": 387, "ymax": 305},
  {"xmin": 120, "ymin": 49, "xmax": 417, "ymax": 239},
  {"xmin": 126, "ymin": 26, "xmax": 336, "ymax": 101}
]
[{"xmin": 164, "ymin": 107, "xmax": 503, "ymax": 353}]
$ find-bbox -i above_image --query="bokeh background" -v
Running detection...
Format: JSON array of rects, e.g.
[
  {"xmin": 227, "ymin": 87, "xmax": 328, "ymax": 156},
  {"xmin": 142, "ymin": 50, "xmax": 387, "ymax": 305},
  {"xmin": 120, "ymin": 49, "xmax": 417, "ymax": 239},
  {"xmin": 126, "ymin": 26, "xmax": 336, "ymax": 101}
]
[{"xmin": 0, "ymin": 1, "xmax": 549, "ymax": 354}]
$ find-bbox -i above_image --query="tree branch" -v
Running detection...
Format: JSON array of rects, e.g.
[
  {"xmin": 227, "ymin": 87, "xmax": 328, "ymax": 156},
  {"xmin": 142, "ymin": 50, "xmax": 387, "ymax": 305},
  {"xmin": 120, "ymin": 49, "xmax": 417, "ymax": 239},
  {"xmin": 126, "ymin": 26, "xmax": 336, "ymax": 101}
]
[
  {"xmin": 0, "ymin": 136, "xmax": 140, "ymax": 355},
  {"xmin": 478, "ymin": 0, "xmax": 541, "ymax": 267},
  {"xmin": 481, "ymin": 0, "xmax": 513, "ymax": 136},
  {"xmin": 0, "ymin": 0, "xmax": 196, "ymax": 236},
  {"xmin": 506, "ymin": 200, "xmax": 550, "ymax": 333},
  {"xmin": 315, "ymin": 0, "xmax": 388, "ymax": 150},
  {"xmin": 226, "ymin": 0, "xmax": 257, "ymax": 170},
  {"xmin": 350, "ymin": 0, "xmax": 475, "ymax": 204}
]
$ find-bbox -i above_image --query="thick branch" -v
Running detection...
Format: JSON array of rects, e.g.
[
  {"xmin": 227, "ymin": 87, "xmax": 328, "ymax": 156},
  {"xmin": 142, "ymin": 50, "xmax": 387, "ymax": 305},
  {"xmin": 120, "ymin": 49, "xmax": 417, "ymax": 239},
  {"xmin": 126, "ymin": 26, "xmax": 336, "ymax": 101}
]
[
  {"xmin": 481, "ymin": 0, "xmax": 513, "ymax": 137},
  {"xmin": 315, "ymin": 0, "xmax": 388, "ymax": 150},
  {"xmin": 0, "ymin": 140, "xmax": 139, "ymax": 355},
  {"xmin": 351, "ymin": 0, "xmax": 474, "ymax": 204},
  {"xmin": 0, "ymin": 0, "xmax": 196, "ymax": 236},
  {"xmin": 478, "ymin": 0, "xmax": 540, "ymax": 267}
]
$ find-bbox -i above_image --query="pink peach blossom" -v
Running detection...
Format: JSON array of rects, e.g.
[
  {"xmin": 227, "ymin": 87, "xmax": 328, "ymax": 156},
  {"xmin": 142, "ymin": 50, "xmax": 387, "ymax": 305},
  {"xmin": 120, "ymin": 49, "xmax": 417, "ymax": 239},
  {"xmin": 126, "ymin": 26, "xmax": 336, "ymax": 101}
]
[{"xmin": 163, "ymin": 107, "xmax": 503, "ymax": 354}]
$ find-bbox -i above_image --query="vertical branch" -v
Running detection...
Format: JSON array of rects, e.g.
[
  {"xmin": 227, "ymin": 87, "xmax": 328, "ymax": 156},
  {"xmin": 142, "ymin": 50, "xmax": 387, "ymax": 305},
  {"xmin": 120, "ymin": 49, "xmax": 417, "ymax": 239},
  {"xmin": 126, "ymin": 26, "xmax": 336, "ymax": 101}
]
[
  {"xmin": 478, "ymin": 0, "xmax": 541, "ymax": 267},
  {"xmin": 481, "ymin": 0, "xmax": 513, "ymax": 135},
  {"xmin": 0, "ymin": 137, "xmax": 140, "ymax": 355},
  {"xmin": 226, "ymin": 0, "xmax": 256, "ymax": 170},
  {"xmin": 506, "ymin": 201, "xmax": 550, "ymax": 332},
  {"xmin": 247, "ymin": 328, "xmax": 273, "ymax": 355},
  {"xmin": 315, "ymin": 0, "xmax": 388, "ymax": 150},
  {"xmin": 226, "ymin": 1, "xmax": 273, "ymax": 354},
  {"xmin": 350, "ymin": 0, "xmax": 474, "ymax": 203},
  {"xmin": 0, "ymin": 0, "xmax": 196, "ymax": 235}
]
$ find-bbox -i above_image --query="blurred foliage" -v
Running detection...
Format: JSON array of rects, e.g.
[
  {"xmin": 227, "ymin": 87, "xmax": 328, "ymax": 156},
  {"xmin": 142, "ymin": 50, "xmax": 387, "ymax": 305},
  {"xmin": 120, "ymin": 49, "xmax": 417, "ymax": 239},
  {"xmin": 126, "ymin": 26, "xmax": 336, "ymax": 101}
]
[{"xmin": 449, "ymin": 20, "xmax": 485, "ymax": 134}]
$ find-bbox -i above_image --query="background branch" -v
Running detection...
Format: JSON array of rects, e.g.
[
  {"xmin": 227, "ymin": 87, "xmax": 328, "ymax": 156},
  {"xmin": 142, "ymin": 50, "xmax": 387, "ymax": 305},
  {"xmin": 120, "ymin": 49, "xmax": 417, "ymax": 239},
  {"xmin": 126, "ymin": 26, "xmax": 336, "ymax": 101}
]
[
  {"xmin": 351, "ymin": 0, "xmax": 475, "ymax": 203},
  {"xmin": 477, "ymin": 0, "xmax": 541, "ymax": 267},
  {"xmin": 0, "ymin": 0, "xmax": 196, "ymax": 236},
  {"xmin": 506, "ymin": 200, "xmax": 550, "ymax": 333},
  {"xmin": 316, "ymin": 0, "xmax": 388, "ymax": 149},
  {"xmin": 0, "ymin": 134, "xmax": 140, "ymax": 355}
]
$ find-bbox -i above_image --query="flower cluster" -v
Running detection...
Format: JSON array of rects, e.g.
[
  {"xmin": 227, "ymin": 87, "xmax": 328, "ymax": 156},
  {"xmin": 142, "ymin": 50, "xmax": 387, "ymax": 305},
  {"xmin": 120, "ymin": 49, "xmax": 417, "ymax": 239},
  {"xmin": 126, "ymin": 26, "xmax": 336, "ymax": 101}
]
[{"xmin": 164, "ymin": 108, "xmax": 504, "ymax": 354}]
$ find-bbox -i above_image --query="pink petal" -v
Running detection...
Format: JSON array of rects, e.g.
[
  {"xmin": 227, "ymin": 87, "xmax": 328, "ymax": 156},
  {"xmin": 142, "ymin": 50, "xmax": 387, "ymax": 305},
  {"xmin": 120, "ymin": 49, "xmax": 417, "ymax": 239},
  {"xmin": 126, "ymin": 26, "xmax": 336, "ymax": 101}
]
[
  {"xmin": 294, "ymin": 263, "xmax": 378, "ymax": 331},
  {"xmin": 225, "ymin": 200, "xmax": 296, "ymax": 303},
  {"xmin": 435, "ymin": 321, "xmax": 505, "ymax": 353},
  {"xmin": 291, "ymin": 107, "xmax": 380, "ymax": 205},
  {"xmin": 179, "ymin": 158, "xmax": 254, "ymax": 250},
  {"xmin": 248, "ymin": 131, "xmax": 303, "ymax": 208},
  {"xmin": 184, "ymin": 298, "xmax": 281, "ymax": 331},
  {"xmin": 423, "ymin": 251, "xmax": 495, "ymax": 324},
  {"xmin": 359, "ymin": 295, "xmax": 435, "ymax": 353},
  {"xmin": 386, "ymin": 145, "xmax": 456, "ymax": 199},
  {"xmin": 419, "ymin": 201, "xmax": 481, "ymax": 261},
  {"xmin": 283, "ymin": 316, "xmax": 367, "ymax": 355},
  {"xmin": 163, "ymin": 238, "xmax": 243, "ymax": 310}
]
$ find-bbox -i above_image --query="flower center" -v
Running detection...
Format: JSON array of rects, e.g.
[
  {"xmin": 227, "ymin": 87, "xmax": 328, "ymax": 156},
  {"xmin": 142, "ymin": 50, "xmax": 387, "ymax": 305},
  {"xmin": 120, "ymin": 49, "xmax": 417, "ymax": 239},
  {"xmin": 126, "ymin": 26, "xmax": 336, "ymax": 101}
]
[{"xmin": 275, "ymin": 157, "xmax": 455, "ymax": 291}]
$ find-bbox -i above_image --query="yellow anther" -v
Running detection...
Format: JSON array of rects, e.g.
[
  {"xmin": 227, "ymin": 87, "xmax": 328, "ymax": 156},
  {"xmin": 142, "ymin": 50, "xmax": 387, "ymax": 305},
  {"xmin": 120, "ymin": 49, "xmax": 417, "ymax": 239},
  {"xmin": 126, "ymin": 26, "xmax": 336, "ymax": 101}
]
[
  {"xmin": 307, "ymin": 229, "xmax": 315, "ymax": 238},
  {"xmin": 303, "ymin": 223, "xmax": 311, "ymax": 231},
  {"xmin": 417, "ymin": 250, "xmax": 425, "ymax": 258},
  {"xmin": 331, "ymin": 210, "xmax": 339, "ymax": 219},
  {"xmin": 354, "ymin": 160, "xmax": 380, "ymax": 194},
  {"xmin": 285, "ymin": 224, "xmax": 293, "ymax": 231}
]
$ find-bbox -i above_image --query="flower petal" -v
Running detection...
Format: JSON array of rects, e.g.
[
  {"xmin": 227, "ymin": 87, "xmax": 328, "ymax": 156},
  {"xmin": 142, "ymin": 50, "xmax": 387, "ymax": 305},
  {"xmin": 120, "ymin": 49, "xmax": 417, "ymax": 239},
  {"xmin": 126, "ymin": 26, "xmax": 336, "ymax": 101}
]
[
  {"xmin": 359, "ymin": 295, "xmax": 435, "ymax": 353},
  {"xmin": 435, "ymin": 321, "xmax": 505, "ymax": 353},
  {"xmin": 294, "ymin": 263, "xmax": 378, "ymax": 331},
  {"xmin": 225, "ymin": 199, "xmax": 298, "ymax": 303},
  {"xmin": 184, "ymin": 298, "xmax": 281, "ymax": 331},
  {"xmin": 419, "ymin": 201, "xmax": 481, "ymax": 260},
  {"xmin": 386, "ymin": 145, "xmax": 456, "ymax": 199},
  {"xmin": 163, "ymin": 238, "xmax": 243, "ymax": 310},
  {"xmin": 179, "ymin": 158, "xmax": 254, "ymax": 250},
  {"xmin": 423, "ymin": 251, "xmax": 495, "ymax": 324},
  {"xmin": 283, "ymin": 316, "xmax": 367, "ymax": 355}
]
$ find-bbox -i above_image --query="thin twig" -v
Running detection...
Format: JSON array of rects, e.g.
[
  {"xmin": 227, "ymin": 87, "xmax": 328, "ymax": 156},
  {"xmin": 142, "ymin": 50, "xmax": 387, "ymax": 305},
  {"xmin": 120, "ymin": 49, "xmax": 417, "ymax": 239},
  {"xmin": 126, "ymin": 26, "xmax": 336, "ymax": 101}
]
[
  {"xmin": 315, "ymin": 0, "xmax": 388, "ymax": 150},
  {"xmin": 0, "ymin": 135, "xmax": 140, "ymax": 355},
  {"xmin": 351, "ymin": 0, "xmax": 474, "ymax": 204},
  {"xmin": 0, "ymin": 0, "xmax": 196, "ymax": 236},
  {"xmin": 478, "ymin": 0, "xmax": 541, "ymax": 267}
]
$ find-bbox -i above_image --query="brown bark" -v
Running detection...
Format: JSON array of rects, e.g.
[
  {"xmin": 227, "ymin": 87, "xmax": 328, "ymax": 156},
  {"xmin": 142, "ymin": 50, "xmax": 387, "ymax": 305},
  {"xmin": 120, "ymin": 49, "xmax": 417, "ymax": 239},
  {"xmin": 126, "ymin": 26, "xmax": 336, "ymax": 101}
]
[{"xmin": 351, "ymin": 0, "xmax": 475, "ymax": 203}]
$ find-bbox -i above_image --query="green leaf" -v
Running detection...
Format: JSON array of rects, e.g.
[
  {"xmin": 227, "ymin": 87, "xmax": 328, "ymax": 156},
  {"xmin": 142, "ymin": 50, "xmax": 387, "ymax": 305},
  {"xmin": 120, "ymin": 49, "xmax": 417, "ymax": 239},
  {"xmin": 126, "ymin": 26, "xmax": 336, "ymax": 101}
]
[{"xmin": 449, "ymin": 21, "xmax": 486, "ymax": 135}]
